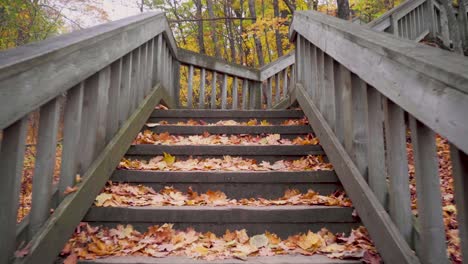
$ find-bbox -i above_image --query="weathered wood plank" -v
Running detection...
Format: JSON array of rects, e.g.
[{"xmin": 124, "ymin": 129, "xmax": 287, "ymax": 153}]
[
  {"xmin": 28, "ymin": 98, "xmax": 61, "ymax": 238},
  {"xmin": 106, "ymin": 59, "xmax": 122, "ymax": 142},
  {"xmin": 0, "ymin": 12, "xmax": 169, "ymax": 130},
  {"xmin": 95, "ymin": 66, "xmax": 111, "ymax": 154},
  {"xmin": 221, "ymin": 74, "xmax": 228, "ymax": 109},
  {"xmin": 150, "ymin": 109, "xmax": 304, "ymax": 118},
  {"xmin": 275, "ymin": 73, "xmax": 281, "ymax": 103},
  {"xmin": 450, "ymin": 146, "xmax": 468, "ymax": 261},
  {"xmin": 241, "ymin": 79, "xmax": 249, "ymax": 110},
  {"xmin": 187, "ymin": 65, "xmax": 194, "ymax": 108},
  {"xmin": 349, "ymin": 75, "xmax": 368, "ymax": 178},
  {"xmin": 232, "ymin": 77, "xmax": 238, "ymax": 109},
  {"xmin": 259, "ymin": 52, "xmax": 295, "ymax": 81},
  {"xmin": 172, "ymin": 60, "xmax": 180, "ymax": 108},
  {"xmin": 130, "ymin": 47, "xmax": 141, "ymax": 113},
  {"xmin": 295, "ymin": 84, "xmax": 420, "ymax": 264},
  {"xmin": 0, "ymin": 117, "xmax": 28, "ymax": 264},
  {"xmin": 383, "ymin": 98, "xmax": 412, "ymax": 244},
  {"xmin": 316, "ymin": 48, "xmax": 325, "ymax": 112},
  {"xmin": 341, "ymin": 66, "xmax": 353, "ymax": 155},
  {"xmin": 119, "ymin": 52, "xmax": 132, "ymax": 125},
  {"xmin": 155, "ymin": 34, "xmax": 163, "ymax": 85},
  {"xmin": 152, "ymin": 36, "xmax": 159, "ymax": 87},
  {"xmin": 323, "ymin": 54, "xmax": 335, "ymax": 130},
  {"xmin": 267, "ymin": 77, "xmax": 273, "ymax": 108},
  {"xmin": 211, "ymin": 71, "xmax": 217, "ymax": 109},
  {"xmin": 139, "ymin": 42, "xmax": 148, "ymax": 100},
  {"xmin": 290, "ymin": 11, "xmax": 468, "ymax": 154},
  {"xmin": 333, "ymin": 61, "xmax": 344, "ymax": 145},
  {"xmin": 13, "ymin": 85, "xmax": 168, "ymax": 264},
  {"xmin": 366, "ymin": 87, "xmax": 387, "ymax": 206},
  {"xmin": 199, "ymin": 68, "xmax": 206, "ymax": 109},
  {"xmin": 59, "ymin": 83, "xmax": 84, "ymax": 201},
  {"xmin": 177, "ymin": 48, "xmax": 259, "ymax": 81},
  {"xmin": 283, "ymin": 68, "xmax": 288, "ymax": 96},
  {"xmin": 146, "ymin": 38, "xmax": 154, "ymax": 95},
  {"xmin": 409, "ymin": 116, "xmax": 447, "ymax": 264}
]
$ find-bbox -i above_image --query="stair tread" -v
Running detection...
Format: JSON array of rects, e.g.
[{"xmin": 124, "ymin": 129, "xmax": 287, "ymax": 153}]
[
  {"xmin": 126, "ymin": 145, "xmax": 324, "ymax": 156},
  {"xmin": 151, "ymin": 110, "xmax": 305, "ymax": 118},
  {"xmin": 145, "ymin": 125, "xmax": 312, "ymax": 135},
  {"xmin": 78, "ymin": 255, "xmax": 361, "ymax": 264}
]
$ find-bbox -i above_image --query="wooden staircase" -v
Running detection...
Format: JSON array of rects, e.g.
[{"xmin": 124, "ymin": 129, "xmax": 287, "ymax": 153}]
[{"xmin": 73, "ymin": 109, "xmax": 360, "ymax": 264}]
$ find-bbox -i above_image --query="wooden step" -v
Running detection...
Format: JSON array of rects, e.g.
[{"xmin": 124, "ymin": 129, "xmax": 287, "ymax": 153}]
[
  {"xmin": 78, "ymin": 255, "xmax": 361, "ymax": 264},
  {"xmin": 84, "ymin": 206, "xmax": 358, "ymax": 238},
  {"xmin": 143, "ymin": 125, "xmax": 312, "ymax": 135},
  {"xmin": 111, "ymin": 170, "xmax": 340, "ymax": 198},
  {"xmin": 126, "ymin": 145, "xmax": 324, "ymax": 157},
  {"xmin": 151, "ymin": 110, "xmax": 304, "ymax": 119}
]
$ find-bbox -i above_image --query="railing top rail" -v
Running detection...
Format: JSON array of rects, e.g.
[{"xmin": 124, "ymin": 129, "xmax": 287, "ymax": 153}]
[
  {"xmin": 367, "ymin": 0, "xmax": 426, "ymax": 30},
  {"xmin": 259, "ymin": 52, "xmax": 295, "ymax": 81},
  {"xmin": 290, "ymin": 10, "xmax": 468, "ymax": 153},
  {"xmin": 0, "ymin": 11, "xmax": 177, "ymax": 130},
  {"xmin": 177, "ymin": 48, "xmax": 259, "ymax": 80}
]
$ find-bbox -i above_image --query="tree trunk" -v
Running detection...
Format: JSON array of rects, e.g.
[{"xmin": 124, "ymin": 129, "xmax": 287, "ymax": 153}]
[
  {"xmin": 207, "ymin": 0, "xmax": 221, "ymax": 57},
  {"xmin": 234, "ymin": 0, "xmax": 246, "ymax": 64},
  {"xmin": 337, "ymin": 0, "xmax": 350, "ymax": 19},
  {"xmin": 226, "ymin": 0, "xmax": 237, "ymax": 62},
  {"xmin": 273, "ymin": 0, "xmax": 283, "ymax": 57},
  {"xmin": 195, "ymin": 0, "xmax": 206, "ymax": 54},
  {"xmin": 248, "ymin": 0, "xmax": 265, "ymax": 66},
  {"xmin": 440, "ymin": 0, "xmax": 464, "ymax": 54}
]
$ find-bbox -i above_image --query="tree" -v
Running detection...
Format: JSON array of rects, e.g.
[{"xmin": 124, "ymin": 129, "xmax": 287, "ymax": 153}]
[
  {"xmin": 248, "ymin": 0, "xmax": 265, "ymax": 66},
  {"xmin": 337, "ymin": 0, "xmax": 350, "ymax": 19},
  {"xmin": 194, "ymin": 0, "xmax": 206, "ymax": 54}
]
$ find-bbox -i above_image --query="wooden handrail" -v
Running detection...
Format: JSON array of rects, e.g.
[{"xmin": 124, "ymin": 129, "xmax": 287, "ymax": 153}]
[{"xmin": 290, "ymin": 10, "xmax": 468, "ymax": 264}]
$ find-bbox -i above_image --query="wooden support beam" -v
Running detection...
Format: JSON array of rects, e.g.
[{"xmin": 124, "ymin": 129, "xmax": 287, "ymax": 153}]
[
  {"xmin": 295, "ymin": 84, "xmax": 419, "ymax": 264},
  {"xmin": 13, "ymin": 84, "xmax": 169, "ymax": 264}
]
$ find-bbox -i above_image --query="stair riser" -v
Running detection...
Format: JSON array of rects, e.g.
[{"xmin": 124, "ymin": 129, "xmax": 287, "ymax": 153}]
[
  {"xmin": 151, "ymin": 110, "xmax": 304, "ymax": 119},
  {"xmin": 143, "ymin": 126, "xmax": 312, "ymax": 135},
  {"xmin": 139, "ymin": 131, "xmax": 311, "ymax": 140},
  {"xmin": 126, "ymin": 145, "xmax": 324, "ymax": 156},
  {"xmin": 148, "ymin": 117, "xmax": 306, "ymax": 124}
]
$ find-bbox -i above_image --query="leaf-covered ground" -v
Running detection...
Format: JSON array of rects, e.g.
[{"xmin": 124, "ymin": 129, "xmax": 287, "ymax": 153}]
[
  {"xmin": 62, "ymin": 223, "xmax": 380, "ymax": 262},
  {"xmin": 119, "ymin": 155, "xmax": 333, "ymax": 172},
  {"xmin": 147, "ymin": 118, "xmax": 309, "ymax": 127},
  {"xmin": 133, "ymin": 131, "xmax": 319, "ymax": 146},
  {"xmin": 407, "ymin": 135, "xmax": 460, "ymax": 263},
  {"xmin": 94, "ymin": 183, "xmax": 352, "ymax": 207}
]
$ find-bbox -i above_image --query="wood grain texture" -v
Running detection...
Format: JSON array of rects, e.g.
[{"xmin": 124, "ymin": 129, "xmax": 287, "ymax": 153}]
[
  {"xmin": 13, "ymin": 84, "xmax": 168, "ymax": 264},
  {"xmin": 290, "ymin": 11, "xmax": 468, "ymax": 154},
  {"xmin": 0, "ymin": 118, "xmax": 28, "ymax": 264},
  {"xmin": 295, "ymin": 84, "xmax": 419, "ymax": 264}
]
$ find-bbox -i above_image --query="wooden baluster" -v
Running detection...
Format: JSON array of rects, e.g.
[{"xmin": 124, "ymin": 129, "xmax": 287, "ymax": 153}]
[
  {"xmin": 316, "ymin": 48, "xmax": 325, "ymax": 112},
  {"xmin": 366, "ymin": 87, "xmax": 387, "ymax": 207},
  {"xmin": 147, "ymin": 38, "xmax": 154, "ymax": 94},
  {"xmin": 334, "ymin": 63, "xmax": 345, "ymax": 145},
  {"xmin": 275, "ymin": 73, "xmax": 281, "ymax": 103},
  {"xmin": 384, "ymin": 98, "xmax": 412, "ymax": 243},
  {"xmin": 296, "ymin": 35, "xmax": 302, "ymax": 83},
  {"xmin": 140, "ymin": 42, "xmax": 148, "ymax": 100},
  {"xmin": 0, "ymin": 117, "xmax": 28, "ymax": 264},
  {"xmin": 451, "ymin": 146, "xmax": 468, "ymax": 261},
  {"xmin": 350, "ymin": 74, "xmax": 368, "ymax": 179},
  {"xmin": 120, "ymin": 53, "xmax": 133, "ymax": 125},
  {"xmin": 303, "ymin": 41, "xmax": 311, "ymax": 94},
  {"xmin": 130, "ymin": 47, "xmax": 141, "ymax": 113},
  {"xmin": 199, "ymin": 68, "xmax": 206, "ymax": 109},
  {"xmin": 310, "ymin": 44, "xmax": 318, "ymax": 101},
  {"xmin": 232, "ymin": 77, "xmax": 238, "ymax": 110},
  {"xmin": 409, "ymin": 117, "xmax": 446, "ymax": 263},
  {"xmin": 59, "ymin": 83, "xmax": 84, "ymax": 201},
  {"xmin": 168, "ymin": 55, "xmax": 173, "ymax": 98},
  {"xmin": 172, "ymin": 60, "xmax": 180, "ymax": 108},
  {"xmin": 221, "ymin": 73, "xmax": 228, "ymax": 109},
  {"xmin": 152, "ymin": 36, "xmax": 159, "ymax": 87},
  {"xmin": 211, "ymin": 71, "xmax": 217, "ymax": 109},
  {"xmin": 29, "ymin": 98, "xmax": 61, "ymax": 238},
  {"xmin": 323, "ymin": 54, "xmax": 336, "ymax": 131},
  {"xmin": 78, "ymin": 74, "xmax": 99, "ymax": 174},
  {"xmin": 156, "ymin": 35, "xmax": 162, "ymax": 84},
  {"xmin": 290, "ymin": 64, "xmax": 295, "ymax": 90},
  {"xmin": 242, "ymin": 79, "xmax": 249, "ymax": 110},
  {"xmin": 95, "ymin": 67, "xmax": 110, "ymax": 154},
  {"xmin": 267, "ymin": 77, "xmax": 273, "ymax": 109},
  {"xmin": 282, "ymin": 68, "xmax": 288, "ymax": 97},
  {"xmin": 341, "ymin": 65, "xmax": 353, "ymax": 152},
  {"xmin": 187, "ymin": 65, "xmax": 194, "ymax": 108},
  {"xmin": 249, "ymin": 81, "xmax": 261, "ymax": 109},
  {"xmin": 106, "ymin": 59, "xmax": 122, "ymax": 142}
]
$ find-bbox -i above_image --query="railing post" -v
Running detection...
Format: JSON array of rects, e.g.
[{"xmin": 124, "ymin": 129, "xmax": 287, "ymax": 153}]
[
  {"xmin": 172, "ymin": 60, "xmax": 180, "ymax": 108},
  {"xmin": 451, "ymin": 146, "xmax": 468, "ymax": 261}
]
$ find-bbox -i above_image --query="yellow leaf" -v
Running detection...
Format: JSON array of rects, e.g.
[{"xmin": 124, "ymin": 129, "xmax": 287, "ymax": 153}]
[
  {"xmin": 194, "ymin": 245, "xmax": 209, "ymax": 256},
  {"xmin": 260, "ymin": 120, "xmax": 270, "ymax": 126},
  {"xmin": 443, "ymin": 205, "xmax": 457, "ymax": 214},
  {"xmin": 297, "ymin": 231, "xmax": 322, "ymax": 251},
  {"xmin": 95, "ymin": 193, "xmax": 113, "ymax": 206},
  {"xmin": 249, "ymin": 234, "xmax": 269, "ymax": 248},
  {"xmin": 163, "ymin": 152, "xmax": 175, "ymax": 165}
]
